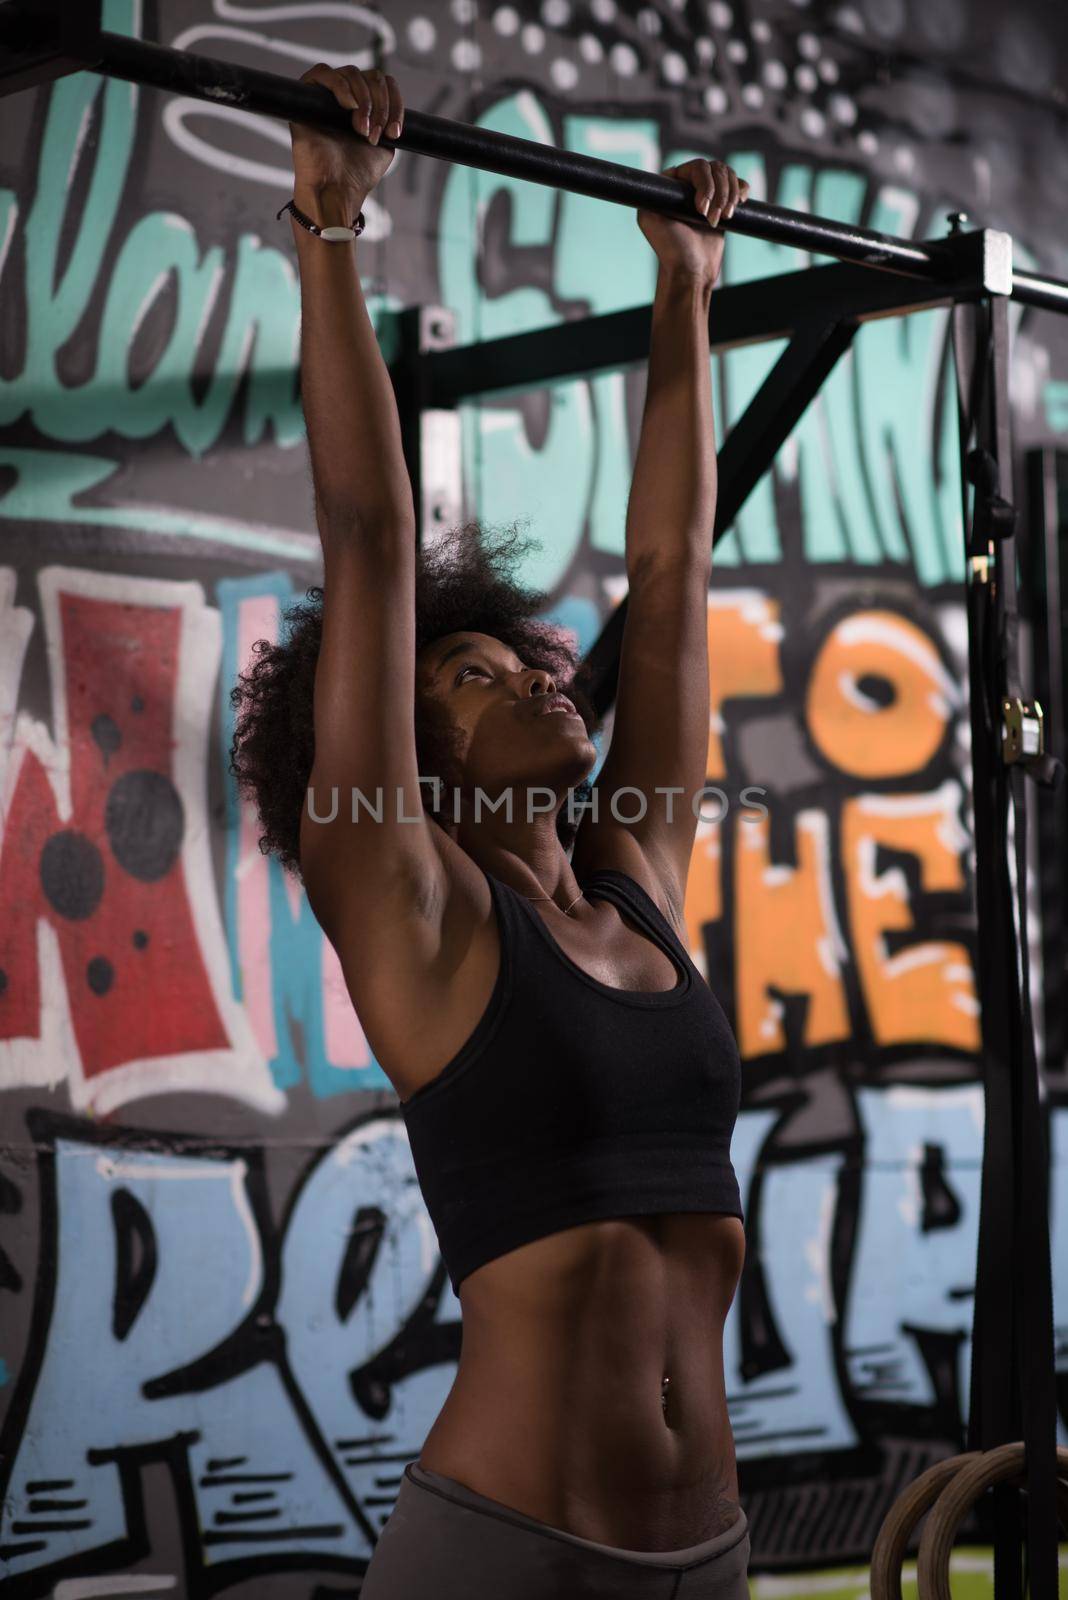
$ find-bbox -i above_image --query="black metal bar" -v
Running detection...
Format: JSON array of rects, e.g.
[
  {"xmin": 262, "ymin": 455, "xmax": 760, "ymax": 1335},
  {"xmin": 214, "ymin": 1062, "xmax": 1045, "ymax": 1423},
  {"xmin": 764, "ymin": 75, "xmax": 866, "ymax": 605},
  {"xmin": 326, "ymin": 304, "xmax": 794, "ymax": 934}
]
[
  {"xmin": 573, "ymin": 588, "xmax": 627, "ymax": 721},
  {"xmin": 573, "ymin": 320, "xmax": 858, "ymax": 716},
  {"xmin": 389, "ymin": 308, "xmax": 426, "ymax": 550},
  {"xmin": 1025, "ymin": 449, "xmax": 1067, "ymax": 1077},
  {"xmin": 711, "ymin": 319, "xmax": 859, "ymax": 533},
  {"xmin": 955, "ymin": 297, "xmax": 1018, "ymax": 1583},
  {"xmin": 8, "ymin": 10, "xmax": 1068, "ymax": 312},
  {"xmin": 0, "ymin": 17, "xmax": 982, "ymax": 283},
  {"xmin": 0, "ymin": 0, "xmax": 101, "ymax": 96},
  {"xmin": 1013, "ymin": 270, "xmax": 1068, "ymax": 316},
  {"xmin": 51, "ymin": 29, "xmax": 946, "ymax": 273},
  {"xmin": 5, "ymin": 10, "xmax": 1067, "ymax": 310},
  {"xmin": 957, "ymin": 297, "xmax": 1060, "ymax": 1598},
  {"xmin": 426, "ymin": 253, "xmax": 1004, "ymax": 409}
]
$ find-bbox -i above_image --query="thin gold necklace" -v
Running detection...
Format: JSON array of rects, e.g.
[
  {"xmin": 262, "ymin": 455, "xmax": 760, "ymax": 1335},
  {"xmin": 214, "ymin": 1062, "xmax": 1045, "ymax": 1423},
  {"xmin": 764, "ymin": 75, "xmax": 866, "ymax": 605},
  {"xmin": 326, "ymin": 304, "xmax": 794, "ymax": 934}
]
[{"xmin": 518, "ymin": 889, "xmax": 585, "ymax": 917}]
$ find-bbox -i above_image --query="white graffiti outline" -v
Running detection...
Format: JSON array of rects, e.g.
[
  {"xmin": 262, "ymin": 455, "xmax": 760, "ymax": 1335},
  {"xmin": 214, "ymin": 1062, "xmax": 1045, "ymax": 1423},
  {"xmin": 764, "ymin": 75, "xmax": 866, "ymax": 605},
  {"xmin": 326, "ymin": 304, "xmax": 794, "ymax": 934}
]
[
  {"xmin": 54, "ymin": 1572, "xmax": 177, "ymax": 1597},
  {"xmin": 94, "ymin": 1153, "xmax": 263, "ymax": 1309},
  {"xmin": 0, "ymin": 567, "xmax": 285, "ymax": 1116},
  {"xmin": 157, "ymin": 102, "xmax": 391, "ymax": 243},
  {"xmin": 162, "ymin": 5, "xmax": 396, "ymax": 241},
  {"xmin": 211, "ymin": 0, "xmax": 395, "ymax": 49}
]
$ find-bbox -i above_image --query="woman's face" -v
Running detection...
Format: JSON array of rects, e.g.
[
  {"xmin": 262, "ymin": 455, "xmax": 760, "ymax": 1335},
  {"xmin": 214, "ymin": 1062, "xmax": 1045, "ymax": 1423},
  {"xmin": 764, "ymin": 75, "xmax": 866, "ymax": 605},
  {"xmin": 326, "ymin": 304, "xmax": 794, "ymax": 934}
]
[{"xmin": 416, "ymin": 631, "xmax": 597, "ymax": 809}]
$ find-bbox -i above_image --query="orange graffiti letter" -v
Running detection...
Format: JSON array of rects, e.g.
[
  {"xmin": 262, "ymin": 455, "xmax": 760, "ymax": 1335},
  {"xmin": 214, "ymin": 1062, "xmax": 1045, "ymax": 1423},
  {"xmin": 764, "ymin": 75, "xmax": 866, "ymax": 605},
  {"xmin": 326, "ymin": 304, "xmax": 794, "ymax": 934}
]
[{"xmin": 842, "ymin": 786, "xmax": 979, "ymax": 1050}]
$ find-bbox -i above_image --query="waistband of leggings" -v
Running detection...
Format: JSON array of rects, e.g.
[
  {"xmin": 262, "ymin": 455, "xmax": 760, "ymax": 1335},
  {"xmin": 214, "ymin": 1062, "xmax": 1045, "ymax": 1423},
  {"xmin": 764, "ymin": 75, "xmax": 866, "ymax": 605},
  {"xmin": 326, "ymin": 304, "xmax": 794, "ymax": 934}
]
[{"xmin": 404, "ymin": 1462, "xmax": 750, "ymax": 1570}]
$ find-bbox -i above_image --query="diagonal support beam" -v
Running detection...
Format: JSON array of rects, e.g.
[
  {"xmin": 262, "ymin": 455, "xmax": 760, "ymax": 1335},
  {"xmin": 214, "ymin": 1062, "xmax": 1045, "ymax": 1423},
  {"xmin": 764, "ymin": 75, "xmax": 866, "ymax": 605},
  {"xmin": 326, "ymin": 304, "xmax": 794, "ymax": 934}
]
[
  {"xmin": 574, "ymin": 319, "xmax": 858, "ymax": 717},
  {"xmin": 711, "ymin": 318, "xmax": 858, "ymax": 536}
]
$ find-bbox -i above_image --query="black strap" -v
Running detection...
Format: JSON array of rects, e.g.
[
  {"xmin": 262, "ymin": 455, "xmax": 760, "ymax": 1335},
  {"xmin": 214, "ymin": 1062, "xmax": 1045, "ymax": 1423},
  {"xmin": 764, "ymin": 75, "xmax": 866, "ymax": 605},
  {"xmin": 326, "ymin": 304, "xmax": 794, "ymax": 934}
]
[
  {"xmin": 583, "ymin": 869, "xmax": 682, "ymax": 951},
  {"xmin": 276, "ymin": 197, "xmax": 366, "ymax": 238},
  {"xmin": 1009, "ymin": 756, "xmax": 1059, "ymax": 1598}
]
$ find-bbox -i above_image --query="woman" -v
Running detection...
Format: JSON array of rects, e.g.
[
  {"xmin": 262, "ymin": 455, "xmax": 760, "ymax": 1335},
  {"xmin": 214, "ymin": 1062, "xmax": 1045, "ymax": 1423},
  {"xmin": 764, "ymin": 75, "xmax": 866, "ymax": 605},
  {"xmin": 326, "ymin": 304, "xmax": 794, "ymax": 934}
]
[{"xmin": 232, "ymin": 62, "xmax": 751, "ymax": 1599}]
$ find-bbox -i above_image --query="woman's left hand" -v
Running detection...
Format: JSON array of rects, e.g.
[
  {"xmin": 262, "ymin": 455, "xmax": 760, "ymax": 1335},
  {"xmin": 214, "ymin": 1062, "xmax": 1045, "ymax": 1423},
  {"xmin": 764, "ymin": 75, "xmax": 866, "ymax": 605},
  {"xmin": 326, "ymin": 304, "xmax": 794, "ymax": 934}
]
[{"xmin": 636, "ymin": 159, "xmax": 750, "ymax": 284}]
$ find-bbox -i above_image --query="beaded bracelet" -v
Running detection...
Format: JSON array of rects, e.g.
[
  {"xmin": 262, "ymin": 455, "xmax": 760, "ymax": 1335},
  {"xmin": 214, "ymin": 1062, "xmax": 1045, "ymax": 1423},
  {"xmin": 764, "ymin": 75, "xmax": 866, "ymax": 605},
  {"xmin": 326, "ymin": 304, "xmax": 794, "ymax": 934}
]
[{"xmin": 277, "ymin": 198, "xmax": 366, "ymax": 242}]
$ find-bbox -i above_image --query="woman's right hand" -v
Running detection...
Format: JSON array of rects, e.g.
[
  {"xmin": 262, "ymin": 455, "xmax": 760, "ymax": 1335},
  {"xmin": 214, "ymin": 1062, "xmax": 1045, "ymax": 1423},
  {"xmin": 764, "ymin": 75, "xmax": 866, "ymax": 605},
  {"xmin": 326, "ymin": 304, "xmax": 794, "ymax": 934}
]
[{"xmin": 289, "ymin": 64, "xmax": 404, "ymax": 199}]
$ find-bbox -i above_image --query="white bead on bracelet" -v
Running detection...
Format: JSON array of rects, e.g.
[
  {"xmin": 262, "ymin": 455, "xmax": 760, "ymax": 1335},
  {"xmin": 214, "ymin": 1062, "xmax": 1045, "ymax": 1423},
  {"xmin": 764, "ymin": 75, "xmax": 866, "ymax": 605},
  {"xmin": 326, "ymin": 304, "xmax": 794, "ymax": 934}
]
[{"xmin": 277, "ymin": 198, "xmax": 366, "ymax": 242}]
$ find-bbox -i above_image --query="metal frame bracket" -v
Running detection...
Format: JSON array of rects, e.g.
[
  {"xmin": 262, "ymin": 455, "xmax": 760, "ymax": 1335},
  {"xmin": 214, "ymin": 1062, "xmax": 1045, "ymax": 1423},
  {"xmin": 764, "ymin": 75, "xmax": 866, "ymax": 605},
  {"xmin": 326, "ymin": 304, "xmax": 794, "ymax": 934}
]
[
  {"xmin": 1002, "ymin": 696, "xmax": 1045, "ymax": 763},
  {"xmin": 389, "ymin": 305, "xmax": 462, "ymax": 545},
  {"xmin": 941, "ymin": 225, "xmax": 1014, "ymax": 298}
]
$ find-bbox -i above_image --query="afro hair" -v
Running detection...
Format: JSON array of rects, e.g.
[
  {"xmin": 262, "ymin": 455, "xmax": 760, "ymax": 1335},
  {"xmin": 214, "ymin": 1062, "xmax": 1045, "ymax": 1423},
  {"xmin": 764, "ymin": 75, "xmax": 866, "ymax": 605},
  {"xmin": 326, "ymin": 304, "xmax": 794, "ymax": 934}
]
[{"xmin": 229, "ymin": 520, "xmax": 602, "ymax": 881}]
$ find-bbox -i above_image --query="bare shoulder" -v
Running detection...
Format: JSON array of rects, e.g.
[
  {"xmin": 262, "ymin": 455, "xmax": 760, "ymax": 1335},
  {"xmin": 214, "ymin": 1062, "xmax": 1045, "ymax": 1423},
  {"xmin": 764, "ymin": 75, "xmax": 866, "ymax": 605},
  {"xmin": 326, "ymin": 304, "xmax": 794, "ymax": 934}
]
[
  {"xmin": 304, "ymin": 809, "xmax": 490, "ymax": 977},
  {"xmin": 306, "ymin": 818, "xmax": 498, "ymax": 1098}
]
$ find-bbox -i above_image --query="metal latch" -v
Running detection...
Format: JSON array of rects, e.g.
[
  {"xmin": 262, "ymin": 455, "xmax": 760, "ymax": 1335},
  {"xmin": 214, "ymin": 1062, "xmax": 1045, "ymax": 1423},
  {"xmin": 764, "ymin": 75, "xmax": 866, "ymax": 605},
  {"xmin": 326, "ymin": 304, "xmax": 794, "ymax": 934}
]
[{"xmin": 1002, "ymin": 698, "xmax": 1044, "ymax": 763}]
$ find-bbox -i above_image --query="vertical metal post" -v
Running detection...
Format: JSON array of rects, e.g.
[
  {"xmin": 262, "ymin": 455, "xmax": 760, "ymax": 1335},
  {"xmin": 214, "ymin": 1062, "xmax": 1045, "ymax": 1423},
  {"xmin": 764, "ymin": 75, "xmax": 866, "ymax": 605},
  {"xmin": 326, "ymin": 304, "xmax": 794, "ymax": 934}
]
[
  {"xmin": 1025, "ymin": 450, "xmax": 1067, "ymax": 1079},
  {"xmin": 390, "ymin": 307, "xmax": 427, "ymax": 549},
  {"xmin": 389, "ymin": 305, "xmax": 461, "ymax": 547},
  {"xmin": 419, "ymin": 310, "xmax": 464, "ymax": 544},
  {"xmin": 954, "ymin": 290, "xmax": 1021, "ymax": 1599},
  {"xmin": 954, "ymin": 296, "xmax": 1060, "ymax": 1599}
]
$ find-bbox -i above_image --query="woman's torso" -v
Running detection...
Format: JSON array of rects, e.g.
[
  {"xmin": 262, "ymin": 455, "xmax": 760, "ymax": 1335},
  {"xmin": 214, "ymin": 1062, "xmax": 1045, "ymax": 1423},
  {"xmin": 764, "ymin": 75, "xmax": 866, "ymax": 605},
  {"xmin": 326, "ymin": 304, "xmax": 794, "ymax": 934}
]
[
  {"xmin": 422, "ymin": 1211, "xmax": 746, "ymax": 1548},
  {"xmin": 342, "ymin": 840, "xmax": 747, "ymax": 1550}
]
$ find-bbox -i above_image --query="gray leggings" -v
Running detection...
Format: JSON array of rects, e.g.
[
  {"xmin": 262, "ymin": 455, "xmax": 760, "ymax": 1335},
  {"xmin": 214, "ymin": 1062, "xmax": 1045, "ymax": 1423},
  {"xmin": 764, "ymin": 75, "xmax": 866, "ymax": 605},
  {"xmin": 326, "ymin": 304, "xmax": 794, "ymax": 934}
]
[{"xmin": 359, "ymin": 1462, "xmax": 751, "ymax": 1598}]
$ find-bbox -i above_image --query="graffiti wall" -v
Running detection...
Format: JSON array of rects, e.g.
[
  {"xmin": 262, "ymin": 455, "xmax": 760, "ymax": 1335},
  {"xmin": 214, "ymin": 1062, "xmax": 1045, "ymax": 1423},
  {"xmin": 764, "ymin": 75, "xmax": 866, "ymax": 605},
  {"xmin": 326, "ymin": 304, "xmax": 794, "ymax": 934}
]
[{"xmin": 2, "ymin": 1, "xmax": 1067, "ymax": 1594}]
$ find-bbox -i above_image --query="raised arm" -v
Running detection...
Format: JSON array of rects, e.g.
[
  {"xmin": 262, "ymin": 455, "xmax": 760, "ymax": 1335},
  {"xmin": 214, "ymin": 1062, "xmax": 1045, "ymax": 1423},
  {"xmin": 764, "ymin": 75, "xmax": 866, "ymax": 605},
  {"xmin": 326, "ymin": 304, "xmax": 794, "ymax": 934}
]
[
  {"xmin": 622, "ymin": 161, "xmax": 745, "ymax": 575},
  {"xmin": 288, "ymin": 64, "xmax": 413, "ymax": 534},
  {"xmin": 288, "ymin": 68, "xmax": 445, "ymax": 960},
  {"xmin": 571, "ymin": 160, "xmax": 749, "ymax": 919}
]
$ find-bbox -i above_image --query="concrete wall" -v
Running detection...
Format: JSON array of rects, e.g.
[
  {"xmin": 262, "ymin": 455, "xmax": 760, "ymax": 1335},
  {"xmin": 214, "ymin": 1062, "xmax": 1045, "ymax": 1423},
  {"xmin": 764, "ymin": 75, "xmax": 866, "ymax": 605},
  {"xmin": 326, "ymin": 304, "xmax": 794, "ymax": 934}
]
[{"xmin": 1, "ymin": 1, "xmax": 1066, "ymax": 1594}]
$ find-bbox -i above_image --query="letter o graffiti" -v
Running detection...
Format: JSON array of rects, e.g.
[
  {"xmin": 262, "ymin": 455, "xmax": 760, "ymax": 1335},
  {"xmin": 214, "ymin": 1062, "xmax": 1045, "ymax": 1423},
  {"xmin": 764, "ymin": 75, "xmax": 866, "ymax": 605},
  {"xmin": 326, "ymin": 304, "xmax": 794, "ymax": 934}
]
[{"xmin": 805, "ymin": 609, "xmax": 953, "ymax": 780}]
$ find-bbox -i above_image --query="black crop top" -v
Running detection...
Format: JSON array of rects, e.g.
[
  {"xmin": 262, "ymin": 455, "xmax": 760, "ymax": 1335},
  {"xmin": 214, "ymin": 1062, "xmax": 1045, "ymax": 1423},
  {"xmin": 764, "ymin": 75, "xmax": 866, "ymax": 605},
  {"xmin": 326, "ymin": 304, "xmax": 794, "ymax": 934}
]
[{"xmin": 400, "ymin": 867, "xmax": 744, "ymax": 1296}]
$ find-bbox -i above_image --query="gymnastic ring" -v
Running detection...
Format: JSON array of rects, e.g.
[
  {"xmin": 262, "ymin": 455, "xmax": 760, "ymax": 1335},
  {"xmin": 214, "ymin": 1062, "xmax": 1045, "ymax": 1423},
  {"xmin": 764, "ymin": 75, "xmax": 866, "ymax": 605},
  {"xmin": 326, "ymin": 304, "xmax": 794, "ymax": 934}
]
[
  {"xmin": 916, "ymin": 1441, "xmax": 1068, "ymax": 1600},
  {"xmin": 869, "ymin": 1452, "xmax": 981, "ymax": 1600}
]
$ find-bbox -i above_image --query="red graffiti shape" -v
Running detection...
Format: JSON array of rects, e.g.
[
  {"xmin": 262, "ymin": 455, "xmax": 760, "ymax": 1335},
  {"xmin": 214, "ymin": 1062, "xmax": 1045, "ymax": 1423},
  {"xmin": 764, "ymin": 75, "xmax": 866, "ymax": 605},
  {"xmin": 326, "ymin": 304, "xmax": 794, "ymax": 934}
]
[{"xmin": 0, "ymin": 592, "xmax": 228, "ymax": 1078}]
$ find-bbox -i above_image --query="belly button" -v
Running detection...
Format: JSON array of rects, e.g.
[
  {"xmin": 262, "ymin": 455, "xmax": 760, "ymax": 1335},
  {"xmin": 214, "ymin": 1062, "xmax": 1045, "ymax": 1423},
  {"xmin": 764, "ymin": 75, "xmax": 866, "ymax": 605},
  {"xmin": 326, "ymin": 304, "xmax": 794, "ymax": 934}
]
[{"xmin": 661, "ymin": 1375, "xmax": 671, "ymax": 1418}]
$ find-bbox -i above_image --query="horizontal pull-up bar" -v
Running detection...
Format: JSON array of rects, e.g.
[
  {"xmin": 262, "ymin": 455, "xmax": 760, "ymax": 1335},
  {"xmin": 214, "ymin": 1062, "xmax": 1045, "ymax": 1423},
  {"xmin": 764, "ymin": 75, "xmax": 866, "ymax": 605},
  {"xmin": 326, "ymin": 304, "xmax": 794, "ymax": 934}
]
[
  {"xmin": 1011, "ymin": 271, "xmax": 1068, "ymax": 316},
  {"xmin": 91, "ymin": 31, "xmax": 941, "ymax": 275},
  {"xmin": 1, "ymin": 5, "xmax": 1066, "ymax": 313}
]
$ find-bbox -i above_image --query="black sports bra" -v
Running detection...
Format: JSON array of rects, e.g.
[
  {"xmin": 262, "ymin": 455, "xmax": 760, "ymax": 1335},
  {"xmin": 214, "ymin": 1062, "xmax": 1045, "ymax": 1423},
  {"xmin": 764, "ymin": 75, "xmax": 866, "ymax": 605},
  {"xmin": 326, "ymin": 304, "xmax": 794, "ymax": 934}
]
[{"xmin": 400, "ymin": 868, "xmax": 744, "ymax": 1295}]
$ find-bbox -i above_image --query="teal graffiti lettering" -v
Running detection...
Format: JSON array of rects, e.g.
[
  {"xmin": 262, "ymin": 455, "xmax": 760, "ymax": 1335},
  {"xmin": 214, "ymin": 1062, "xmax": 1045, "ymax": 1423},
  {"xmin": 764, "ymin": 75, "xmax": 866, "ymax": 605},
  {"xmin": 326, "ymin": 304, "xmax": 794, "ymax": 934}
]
[
  {"xmin": 439, "ymin": 92, "xmax": 594, "ymax": 594},
  {"xmin": 559, "ymin": 115, "xmax": 659, "ymax": 559},
  {"xmin": 1044, "ymin": 382, "xmax": 1068, "ymax": 432},
  {"xmin": 0, "ymin": 0, "xmax": 303, "ymax": 461},
  {"xmin": 440, "ymin": 93, "xmax": 963, "ymax": 589}
]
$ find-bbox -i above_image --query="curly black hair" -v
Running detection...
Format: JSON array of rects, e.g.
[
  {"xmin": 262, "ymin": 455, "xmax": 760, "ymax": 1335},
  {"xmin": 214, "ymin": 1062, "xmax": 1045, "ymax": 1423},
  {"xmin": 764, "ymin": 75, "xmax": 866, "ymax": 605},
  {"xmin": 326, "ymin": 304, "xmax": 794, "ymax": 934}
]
[{"xmin": 229, "ymin": 520, "xmax": 602, "ymax": 881}]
